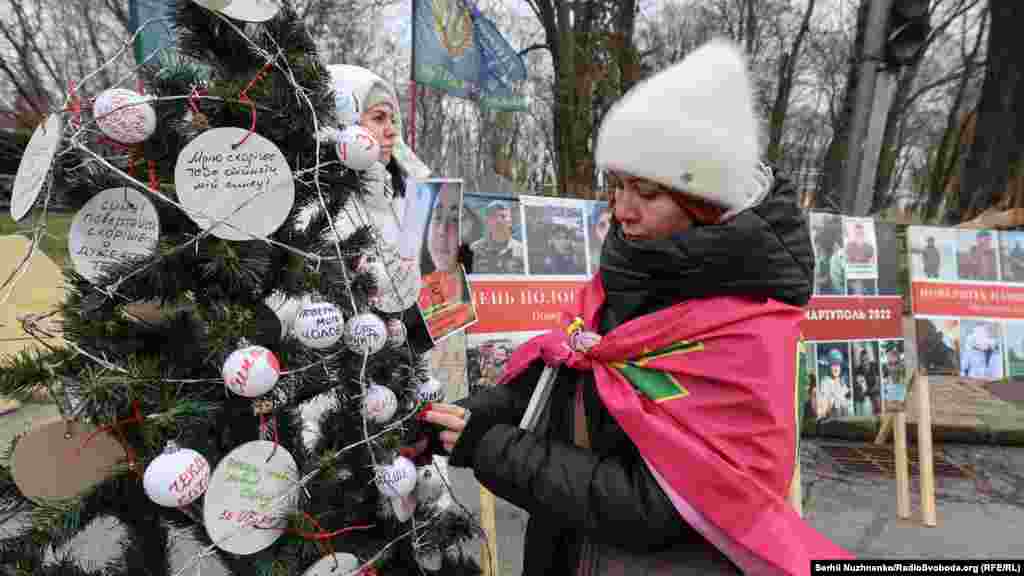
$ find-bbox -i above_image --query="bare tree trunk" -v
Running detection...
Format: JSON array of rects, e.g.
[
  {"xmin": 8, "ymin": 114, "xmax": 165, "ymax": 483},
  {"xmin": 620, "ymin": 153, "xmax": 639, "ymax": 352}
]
[
  {"xmin": 958, "ymin": 1, "xmax": 1024, "ymax": 221},
  {"xmin": 766, "ymin": 0, "xmax": 817, "ymax": 163},
  {"xmin": 817, "ymin": 0, "xmax": 871, "ymax": 211}
]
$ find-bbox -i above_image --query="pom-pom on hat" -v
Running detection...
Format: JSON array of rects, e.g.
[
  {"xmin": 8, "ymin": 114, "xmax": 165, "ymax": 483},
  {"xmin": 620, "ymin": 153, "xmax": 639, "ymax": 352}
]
[
  {"xmin": 325, "ymin": 64, "xmax": 430, "ymax": 180},
  {"xmin": 595, "ymin": 38, "xmax": 758, "ymax": 214}
]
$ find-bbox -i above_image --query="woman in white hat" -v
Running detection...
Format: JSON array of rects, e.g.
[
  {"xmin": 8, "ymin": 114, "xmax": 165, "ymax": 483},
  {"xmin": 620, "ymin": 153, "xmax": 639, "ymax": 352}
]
[{"xmin": 415, "ymin": 39, "xmax": 851, "ymax": 574}]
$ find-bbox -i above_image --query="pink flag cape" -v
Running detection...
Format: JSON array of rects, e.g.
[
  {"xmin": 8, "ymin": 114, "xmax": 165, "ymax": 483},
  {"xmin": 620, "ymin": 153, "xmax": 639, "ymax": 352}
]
[{"xmin": 498, "ymin": 277, "xmax": 854, "ymax": 575}]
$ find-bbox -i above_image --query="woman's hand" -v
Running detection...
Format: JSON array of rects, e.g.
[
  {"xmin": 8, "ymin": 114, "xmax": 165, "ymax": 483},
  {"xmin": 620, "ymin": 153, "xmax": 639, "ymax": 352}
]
[{"xmin": 418, "ymin": 403, "xmax": 470, "ymax": 454}]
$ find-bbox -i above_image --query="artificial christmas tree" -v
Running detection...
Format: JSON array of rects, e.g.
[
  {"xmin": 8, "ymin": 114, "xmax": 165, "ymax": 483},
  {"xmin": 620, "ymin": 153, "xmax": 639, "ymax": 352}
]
[{"xmin": 0, "ymin": 1, "xmax": 482, "ymax": 574}]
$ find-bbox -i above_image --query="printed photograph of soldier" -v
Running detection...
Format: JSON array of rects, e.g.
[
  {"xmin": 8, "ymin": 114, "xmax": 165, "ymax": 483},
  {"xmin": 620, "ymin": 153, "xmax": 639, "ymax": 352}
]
[
  {"xmin": 466, "ymin": 198, "xmax": 526, "ymax": 275},
  {"xmin": 524, "ymin": 204, "xmax": 587, "ymax": 276},
  {"xmin": 1003, "ymin": 322, "xmax": 1024, "ymax": 378},
  {"xmin": 815, "ymin": 343, "xmax": 852, "ymax": 419},
  {"xmin": 999, "ymin": 231, "xmax": 1024, "ymax": 283},
  {"xmin": 844, "ymin": 219, "xmax": 877, "ymax": 267},
  {"xmin": 851, "ymin": 341, "xmax": 881, "ymax": 417},
  {"xmin": 880, "ymin": 340, "xmax": 907, "ymax": 412},
  {"xmin": 874, "ymin": 221, "xmax": 903, "ymax": 295},
  {"xmin": 908, "ymin": 226, "xmax": 958, "ymax": 280},
  {"xmin": 960, "ymin": 320, "xmax": 1004, "ymax": 381},
  {"xmin": 915, "ymin": 317, "xmax": 960, "ymax": 375},
  {"xmin": 958, "ymin": 229, "xmax": 999, "ymax": 281},
  {"xmin": 810, "ymin": 212, "xmax": 846, "ymax": 295},
  {"xmin": 587, "ymin": 202, "xmax": 611, "ymax": 276},
  {"xmin": 466, "ymin": 336, "xmax": 521, "ymax": 393}
]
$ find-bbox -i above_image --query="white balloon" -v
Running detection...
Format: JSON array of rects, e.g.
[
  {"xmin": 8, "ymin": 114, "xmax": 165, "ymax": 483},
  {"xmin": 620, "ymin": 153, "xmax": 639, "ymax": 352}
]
[
  {"xmin": 416, "ymin": 377, "xmax": 445, "ymax": 404},
  {"xmin": 302, "ymin": 552, "xmax": 361, "ymax": 576},
  {"xmin": 375, "ymin": 456, "xmax": 416, "ymax": 498},
  {"xmin": 336, "ymin": 125, "xmax": 380, "ymax": 171},
  {"xmin": 143, "ymin": 446, "xmax": 210, "ymax": 507},
  {"xmin": 222, "ymin": 345, "xmax": 281, "ymax": 397},
  {"xmin": 415, "ymin": 465, "xmax": 445, "ymax": 505},
  {"xmin": 362, "ymin": 384, "xmax": 397, "ymax": 423},
  {"xmin": 292, "ymin": 301, "xmax": 343, "ymax": 349},
  {"xmin": 93, "ymin": 88, "xmax": 157, "ymax": 144},
  {"xmin": 343, "ymin": 312, "xmax": 388, "ymax": 355}
]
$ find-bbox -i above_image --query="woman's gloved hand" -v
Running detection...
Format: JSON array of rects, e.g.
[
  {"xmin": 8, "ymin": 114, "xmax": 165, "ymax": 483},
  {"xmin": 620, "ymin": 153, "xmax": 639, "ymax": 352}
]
[{"xmin": 418, "ymin": 403, "xmax": 487, "ymax": 468}]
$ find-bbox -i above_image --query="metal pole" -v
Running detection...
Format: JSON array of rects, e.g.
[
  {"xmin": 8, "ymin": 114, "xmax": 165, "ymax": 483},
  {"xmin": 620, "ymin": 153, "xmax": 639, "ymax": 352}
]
[{"xmin": 841, "ymin": 0, "xmax": 894, "ymax": 216}]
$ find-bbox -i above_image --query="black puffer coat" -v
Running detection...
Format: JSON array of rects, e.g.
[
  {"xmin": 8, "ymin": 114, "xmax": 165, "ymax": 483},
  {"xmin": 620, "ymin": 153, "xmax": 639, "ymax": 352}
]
[{"xmin": 451, "ymin": 172, "xmax": 814, "ymax": 575}]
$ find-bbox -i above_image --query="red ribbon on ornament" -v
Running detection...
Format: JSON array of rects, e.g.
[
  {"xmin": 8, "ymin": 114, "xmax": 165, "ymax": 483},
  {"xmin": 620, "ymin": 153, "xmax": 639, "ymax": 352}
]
[
  {"xmin": 66, "ymin": 80, "xmax": 82, "ymax": 129},
  {"xmin": 77, "ymin": 400, "xmax": 144, "ymax": 476},
  {"xmin": 148, "ymin": 159, "xmax": 159, "ymax": 192},
  {"xmin": 234, "ymin": 61, "xmax": 274, "ymax": 149}
]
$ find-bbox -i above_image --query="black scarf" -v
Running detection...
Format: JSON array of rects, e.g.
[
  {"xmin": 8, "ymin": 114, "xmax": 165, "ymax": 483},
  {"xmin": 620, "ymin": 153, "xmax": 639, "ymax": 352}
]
[{"xmin": 598, "ymin": 177, "xmax": 814, "ymax": 333}]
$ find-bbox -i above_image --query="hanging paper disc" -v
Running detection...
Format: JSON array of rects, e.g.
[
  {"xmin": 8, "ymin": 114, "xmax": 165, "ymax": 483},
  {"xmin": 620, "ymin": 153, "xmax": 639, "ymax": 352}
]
[
  {"xmin": 174, "ymin": 127, "xmax": 294, "ymax": 241},
  {"xmin": 68, "ymin": 187, "xmax": 160, "ymax": 282},
  {"xmin": 11, "ymin": 114, "xmax": 62, "ymax": 221}
]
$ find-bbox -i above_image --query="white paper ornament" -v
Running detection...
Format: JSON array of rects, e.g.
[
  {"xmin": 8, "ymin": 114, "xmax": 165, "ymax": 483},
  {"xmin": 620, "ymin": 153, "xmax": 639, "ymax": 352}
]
[
  {"xmin": 222, "ymin": 345, "xmax": 281, "ymax": 397},
  {"xmin": 386, "ymin": 319, "xmax": 407, "ymax": 347},
  {"xmin": 375, "ymin": 456, "xmax": 416, "ymax": 498},
  {"xmin": 343, "ymin": 312, "xmax": 387, "ymax": 355},
  {"xmin": 203, "ymin": 440, "xmax": 299, "ymax": 555},
  {"xmin": 415, "ymin": 465, "xmax": 445, "ymax": 505},
  {"xmin": 11, "ymin": 113, "xmax": 62, "ymax": 221},
  {"xmin": 174, "ymin": 127, "xmax": 295, "ymax": 241},
  {"xmin": 336, "ymin": 125, "xmax": 380, "ymax": 171},
  {"xmin": 292, "ymin": 301, "xmax": 343, "ymax": 349},
  {"xmin": 93, "ymin": 88, "xmax": 157, "ymax": 144},
  {"xmin": 68, "ymin": 187, "xmax": 160, "ymax": 282},
  {"xmin": 362, "ymin": 384, "xmax": 397, "ymax": 423},
  {"xmin": 143, "ymin": 444, "xmax": 210, "ymax": 507},
  {"xmin": 416, "ymin": 377, "xmax": 445, "ymax": 404},
  {"xmin": 217, "ymin": 0, "xmax": 278, "ymax": 22},
  {"xmin": 302, "ymin": 552, "xmax": 361, "ymax": 576}
]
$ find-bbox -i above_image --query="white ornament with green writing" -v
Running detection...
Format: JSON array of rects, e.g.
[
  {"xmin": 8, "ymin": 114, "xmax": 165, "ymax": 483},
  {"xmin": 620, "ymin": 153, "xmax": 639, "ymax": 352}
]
[{"xmin": 202, "ymin": 440, "xmax": 299, "ymax": 555}]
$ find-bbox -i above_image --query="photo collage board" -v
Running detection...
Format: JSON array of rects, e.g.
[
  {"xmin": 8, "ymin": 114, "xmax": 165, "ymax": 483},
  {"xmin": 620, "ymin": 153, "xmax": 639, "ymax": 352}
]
[
  {"xmin": 908, "ymin": 225, "xmax": 1024, "ymax": 381},
  {"xmin": 460, "ymin": 193, "xmax": 608, "ymax": 393},
  {"xmin": 805, "ymin": 212, "xmax": 907, "ymax": 421}
]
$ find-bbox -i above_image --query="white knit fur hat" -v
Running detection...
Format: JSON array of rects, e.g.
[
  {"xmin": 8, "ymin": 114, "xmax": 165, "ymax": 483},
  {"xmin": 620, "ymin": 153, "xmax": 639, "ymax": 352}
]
[
  {"xmin": 325, "ymin": 64, "xmax": 431, "ymax": 180},
  {"xmin": 595, "ymin": 38, "xmax": 760, "ymax": 215}
]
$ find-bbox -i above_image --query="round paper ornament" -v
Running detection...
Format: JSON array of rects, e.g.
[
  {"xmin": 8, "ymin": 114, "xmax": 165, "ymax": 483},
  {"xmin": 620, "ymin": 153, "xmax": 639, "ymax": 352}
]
[
  {"xmin": 10, "ymin": 418, "xmax": 124, "ymax": 504},
  {"xmin": 416, "ymin": 377, "xmax": 445, "ymax": 404},
  {"xmin": 143, "ymin": 442, "xmax": 210, "ymax": 507},
  {"xmin": 343, "ymin": 312, "xmax": 387, "ymax": 355},
  {"xmin": 174, "ymin": 127, "xmax": 295, "ymax": 241},
  {"xmin": 302, "ymin": 552, "xmax": 361, "ymax": 576},
  {"xmin": 385, "ymin": 319, "xmax": 407, "ymax": 347},
  {"xmin": 415, "ymin": 465, "xmax": 445, "ymax": 505},
  {"xmin": 292, "ymin": 301, "xmax": 343, "ymax": 349},
  {"xmin": 192, "ymin": 0, "xmax": 280, "ymax": 22},
  {"xmin": 93, "ymin": 88, "xmax": 157, "ymax": 144},
  {"xmin": 362, "ymin": 384, "xmax": 397, "ymax": 423},
  {"xmin": 68, "ymin": 187, "xmax": 160, "ymax": 282},
  {"xmin": 203, "ymin": 440, "xmax": 299, "ymax": 555},
  {"xmin": 222, "ymin": 345, "xmax": 281, "ymax": 398},
  {"xmin": 336, "ymin": 125, "xmax": 379, "ymax": 171},
  {"xmin": 11, "ymin": 113, "xmax": 62, "ymax": 221},
  {"xmin": 375, "ymin": 456, "xmax": 416, "ymax": 498}
]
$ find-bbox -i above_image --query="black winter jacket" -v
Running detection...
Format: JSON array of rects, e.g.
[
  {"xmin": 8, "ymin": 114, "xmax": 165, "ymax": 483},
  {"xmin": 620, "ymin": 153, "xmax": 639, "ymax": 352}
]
[{"xmin": 451, "ymin": 172, "xmax": 814, "ymax": 575}]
